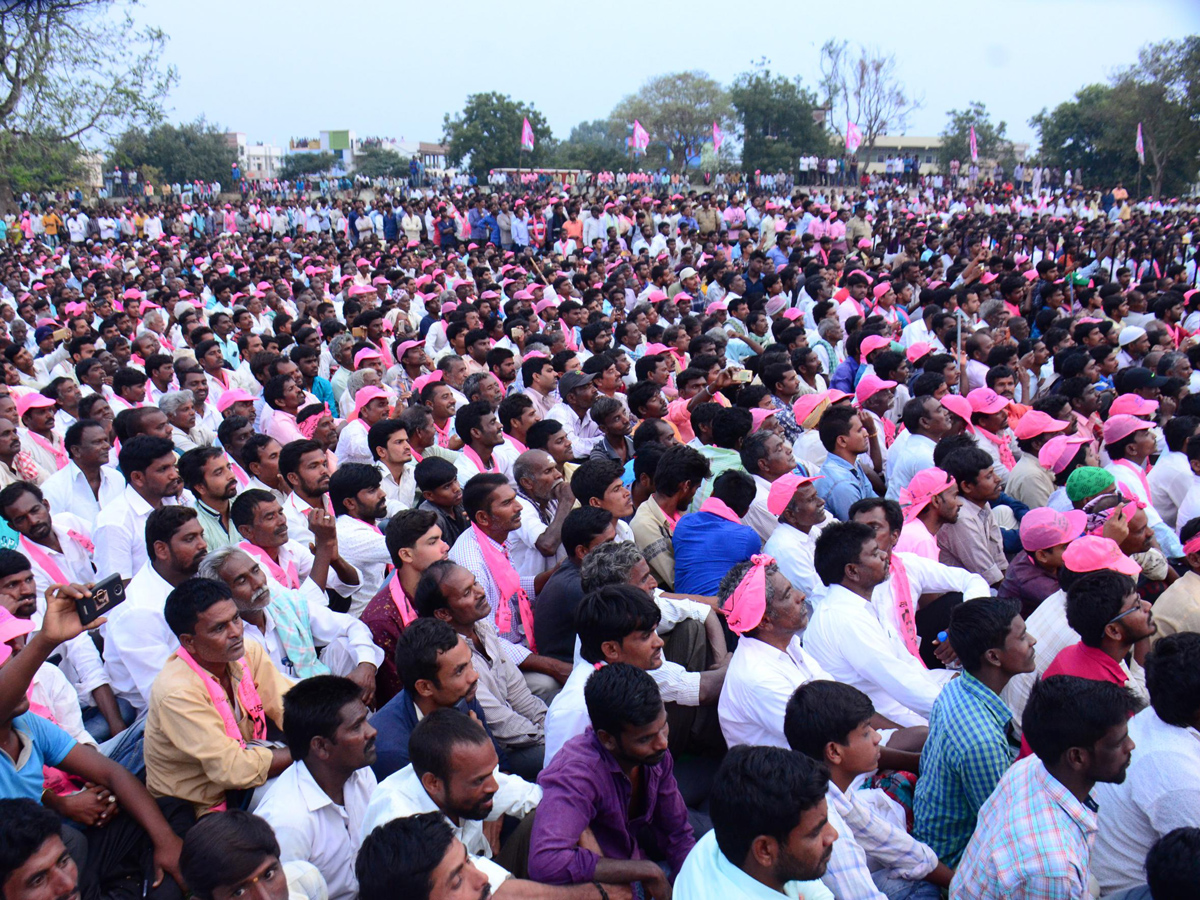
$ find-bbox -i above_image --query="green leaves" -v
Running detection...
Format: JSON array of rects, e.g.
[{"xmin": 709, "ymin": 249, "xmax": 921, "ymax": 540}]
[
  {"xmin": 107, "ymin": 118, "xmax": 236, "ymax": 186},
  {"xmin": 441, "ymin": 92, "xmax": 552, "ymax": 176}
]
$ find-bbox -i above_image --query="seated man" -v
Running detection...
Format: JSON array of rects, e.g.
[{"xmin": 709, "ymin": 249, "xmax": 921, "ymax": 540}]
[
  {"xmin": 805, "ymin": 521, "xmax": 956, "ymax": 727},
  {"xmin": 630, "ymin": 443, "xmax": 711, "ymax": 589},
  {"xmin": 361, "ymin": 708, "xmax": 541, "ymax": 877},
  {"xmin": 413, "ymin": 560, "xmax": 548, "ymax": 781},
  {"xmin": 533, "ymin": 507, "xmax": 617, "ymax": 664},
  {"xmin": 369, "ymin": 618, "xmax": 504, "ymax": 780},
  {"xmin": 197, "ymin": 546, "xmax": 382, "ymax": 695},
  {"xmin": 785, "ymin": 681, "xmax": 951, "ymax": 900},
  {"xmin": 360, "ymin": 508, "xmax": 450, "ymax": 706},
  {"xmin": 673, "ymin": 469, "xmax": 762, "ymax": 595},
  {"xmin": 529, "ymin": 663, "xmax": 695, "ymax": 892},
  {"xmin": 816, "ymin": 406, "xmax": 876, "ymax": 521},
  {"xmin": 952, "ymin": 676, "xmax": 1139, "ymax": 900},
  {"xmin": 256, "ymin": 676, "xmax": 378, "ymax": 900},
  {"xmin": 414, "ymin": 457, "xmax": 472, "ymax": 548},
  {"xmin": 913, "ymin": 597, "xmax": 1035, "ymax": 867},
  {"xmin": 179, "ymin": 809, "xmax": 327, "ymax": 900},
  {"xmin": 997, "ymin": 507, "xmax": 1086, "ymax": 617},
  {"xmin": 330, "ymin": 463, "xmax": 392, "ymax": 617},
  {"xmin": 936, "ymin": 447, "xmax": 1008, "ymax": 587},
  {"xmin": 674, "ymin": 745, "xmax": 837, "ymax": 900},
  {"xmin": 761, "ymin": 473, "xmax": 834, "ymax": 607},
  {"xmin": 570, "ymin": 457, "xmax": 635, "ymax": 542},
  {"xmin": 145, "ymin": 578, "xmax": 293, "ymax": 816}
]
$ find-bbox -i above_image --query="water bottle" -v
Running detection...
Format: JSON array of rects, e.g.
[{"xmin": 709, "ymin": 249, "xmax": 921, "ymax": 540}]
[{"xmin": 936, "ymin": 631, "xmax": 963, "ymax": 671}]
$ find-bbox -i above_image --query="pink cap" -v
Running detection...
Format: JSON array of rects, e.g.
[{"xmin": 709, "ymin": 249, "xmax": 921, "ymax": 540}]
[
  {"xmin": 1020, "ymin": 508, "xmax": 1087, "ymax": 552},
  {"xmin": 395, "ymin": 339, "xmax": 424, "ymax": 357},
  {"xmin": 940, "ymin": 393, "xmax": 973, "ymax": 424},
  {"xmin": 980, "ymin": 272, "xmax": 999, "ymax": 285},
  {"xmin": 906, "ymin": 341, "xmax": 933, "ymax": 363},
  {"xmin": 1109, "ymin": 394, "xmax": 1159, "ymax": 417},
  {"xmin": 122, "ymin": 288, "xmax": 143, "ymax": 300},
  {"xmin": 16, "ymin": 393, "xmax": 56, "ymax": 419},
  {"xmin": 1061, "ymin": 535, "xmax": 1141, "ymax": 578},
  {"xmin": 412, "ymin": 370, "xmax": 444, "ymax": 395},
  {"xmin": 534, "ymin": 298, "xmax": 557, "ymax": 314},
  {"xmin": 766, "ymin": 474, "xmax": 823, "ymax": 516},
  {"xmin": 782, "ymin": 308, "xmax": 803, "ymax": 321},
  {"xmin": 1012, "ymin": 410, "xmax": 1068, "ymax": 441},
  {"xmin": 356, "ymin": 258, "xmax": 370, "ymax": 268},
  {"xmin": 348, "ymin": 284, "xmax": 376, "ymax": 297},
  {"xmin": 967, "ymin": 387, "xmax": 1008, "ymax": 415},
  {"xmin": 872, "ymin": 282, "xmax": 894, "ymax": 300},
  {"xmin": 0, "ymin": 607, "xmax": 34, "ymax": 666},
  {"xmin": 749, "ymin": 408, "xmax": 777, "ymax": 433},
  {"xmin": 859, "ymin": 335, "xmax": 891, "ymax": 360},
  {"xmin": 216, "ymin": 388, "xmax": 255, "ymax": 413},
  {"xmin": 1103, "ymin": 414, "xmax": 1153, "ymax": 445},
  {"xmin": 791, "ymin": 392, "xmax": 829, "ymax": 426},
  {"xmin": 826, "ymin": 389, "xmax": 851, "ymax": 404},
  {"xmin": 351, "ymin": 386, "xmax": 390, "ymax": 420},
  {"xmin": 646, "ymin": 290, "xmax": 668, "ymax": 303},
  {"xmin": 705, "ymin": 300, "xmax": 728, "ymax": 315},
  {"xmin": 855, "ymin": 374, "xmax": 897, "ymax": 405},
  {"xmin": 353, "ymin": 348, "xmax": 382, "ymax": 368},
  {"xmin": 898, "ymin": 467, "xmax": 956, "ymax": 521},
  {"xmin": 1037, "ymin": 433, "xmax": 1090, "ymax": 474}
]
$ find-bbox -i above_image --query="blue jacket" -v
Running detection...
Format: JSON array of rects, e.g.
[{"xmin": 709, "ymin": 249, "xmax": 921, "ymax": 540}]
[{"xmin": 370, "ymin": 689, "xmax": 507, "ymax": 780}]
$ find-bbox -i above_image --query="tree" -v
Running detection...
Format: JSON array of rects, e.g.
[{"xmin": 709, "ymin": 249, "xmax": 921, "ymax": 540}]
[
  {"xmin": 939, "ymin": 102, "xmax": 1016, "ymax": 174},
  {"xmin": 277, "ymin": 152, "xmax": 338, "ymax": 182},
  {"xmin": 552, "ymin": 119, "xmax": 630, "ymax": 172},
  {"xmin": 609, "ymin": 71, "xmax": 732, "ymax": 172},
  {"xmin": 442, "ymin": 92, "xmax": 552, "ymax": 176},
  {"xmin": 108, "ymin": 117, "xmax": 236, "ymax": 185},
  {"xmin": 0, "ymin": 0, "xmax": 176, "ymax": 201},
  {"xmin": 819, "ymin": 40, "xmax": 922, "ymax": 151},
  {"xmin": 729, "ymin": 65, "xmax": 827, "ymax": 173},
  {"xmin": 1030, "ymin": 85, "xmax": 1132, "ymax": 188},
  {"xmin": 354, "ymin": 146, "xmax": 408, "ymax": 179}
]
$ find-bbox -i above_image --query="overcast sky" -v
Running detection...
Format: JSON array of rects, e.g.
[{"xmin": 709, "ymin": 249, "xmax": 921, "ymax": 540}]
[{"xmin": 133, "ymin": 0, "xmax": 1199, "ymax": 152}]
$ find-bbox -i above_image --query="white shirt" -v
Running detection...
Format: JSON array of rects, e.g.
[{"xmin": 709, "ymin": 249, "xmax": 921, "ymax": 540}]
[
  {"xmin": 1092, "ymin": 707, "xmax": 1200, "ymax": 895},
  {"xmin": 43, "ymin": 468, "xmax": 124, "ymax": 533},
  {"xmin": 334, "ymin": 419, "xmax": 372, "ymax": 466},
  {"xmin": 718, "ymin": 635, "xmax": 831, "ymax": 748},
  {"xmin": 359, "ymin": 764, "xmax": 540, "ymax": 858},
  {"xmin": 763, "ymin": 518, "xmax": 833, "ymax": 608},
  {"xmin": 742, "ymin": 474, "xmax": 781, "ymax": 542},
  {"xmin": 30, "ymin": 662, "xmax": 95, "ymax": 746},
  {"xmin": 334, "ymin": 517, "xmax": 390, "ymax": 617},
  {"xmin": 377, "ymin": 462, "xmax": 415, "ymax": 517},
  {"xmin": 284, "ymin": 491, "xmax": 329, "ymax": 549},
  {"xmin": 256, "ymin": 762, "xmax": 377, "ymax": 900},
  {"xmin": 101, "ymin": 562, "xmax": 180, "ymax": 710},
  {"xmin": 93, "ymin": 485, "xmax": 181, "ymax": 579},
  {"xmin": 507, "ymin": 495, "xmax": 567, "ymax": 578},
  {"xmin": 546, "ymin": 402, "xmax": 602, "ymax": 459}
]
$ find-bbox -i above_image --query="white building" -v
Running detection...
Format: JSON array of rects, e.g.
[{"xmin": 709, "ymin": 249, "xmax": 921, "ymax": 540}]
[
  {"xmin": 225, "ymin": 132, "xmax": 285, "ymax": 180},
  {"xmin": 854, "ymin": 135, "xmax": 1030, "ymax": 175}
]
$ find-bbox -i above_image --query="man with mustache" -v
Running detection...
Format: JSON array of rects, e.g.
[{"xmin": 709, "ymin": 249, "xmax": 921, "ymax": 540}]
[
  {"xmin": 103, "ymin": 506, "xmax": 209, "ymax": 714},
  {"xmin": 178, "ymin": 446, "xmax": 242, "ymax": 550},
  {"xmin": 197, "ymin": 546, "xmax": 381, "ymax": 699},
  {"xmin": 144, "ymin": 577, "xmax": 292, "ymax": 817},
  {"xmin": 330, "ymin": 463, "xmax": 391, "ymax": 618},
  {"xmin": 92, "ymin": 435, "xmax": 183, "ymax": 580},
  {"xmin": 256, "ymin": 676, "xmax": 379, "ymax": 900}
]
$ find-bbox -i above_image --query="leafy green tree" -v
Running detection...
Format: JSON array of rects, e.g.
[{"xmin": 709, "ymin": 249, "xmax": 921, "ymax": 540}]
[
  {"xmin": 354, "ymin": 146, "xmax": 408, "ymax": 179},
  {"xmin": 278, "ymin": 152, "xmax": 339, "ymax": 181},
  {"xmin": 938, "ymin": 102, "xmax": 1016, "ymax": 173},
  {"xmin": 442, "ymin": 92, "xmax": 552, "ymax": 176},
  {"xmin": 609, "ymin": 71, "xmax": 731, "ymax": 172},
  {"xmin": 1030, "ymin": 85, "xmax": 1132, "ymax": 188},
  {"xmin": 552, "ymin": 119, "xmax": 630, "ymax": 172},
  {"xmin": 729, "ymin": 66, "xmax": 826, "ymax": 173},
  {"xmin": 108, "ymin": 118, "xmax": 236, "ymax": 185},
  {"xmin": 0, "ymin": 132, "xmax": 82, "ymax": 194}
]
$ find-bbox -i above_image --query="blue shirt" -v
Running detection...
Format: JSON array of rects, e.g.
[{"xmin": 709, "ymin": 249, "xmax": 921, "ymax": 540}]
[
  {"xmin": 1, "ymin": 712, "xmax": 76, "ymax": 801},
  {"xmin": 308, "ymin": 375, "xmax": 337, "ymax": 412},
  {"xmin": 675, "ymin": 830, "xmax": 835, "ymax": 900},
  {"xmin": 816, "ymin": 453, "xmax": 875, "ymax": 521},
  {"xmin": 672, "ymin": 510, "xmax": 761, "ymax": 595},
  {"xmin": 369, "ymin": 689, "xmax": 505, "ymax": 781}
]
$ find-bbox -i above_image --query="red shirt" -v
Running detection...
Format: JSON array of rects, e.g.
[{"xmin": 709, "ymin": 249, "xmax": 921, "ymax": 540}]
[{"xmin": 1019, "ymin": 642, "xmax": 1128, "ymax": 758}]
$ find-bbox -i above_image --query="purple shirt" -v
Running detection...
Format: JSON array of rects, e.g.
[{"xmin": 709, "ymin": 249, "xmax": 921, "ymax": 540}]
[{"xmin": 528, "ymin": 728, "xmax": 695, "ymax": 884}]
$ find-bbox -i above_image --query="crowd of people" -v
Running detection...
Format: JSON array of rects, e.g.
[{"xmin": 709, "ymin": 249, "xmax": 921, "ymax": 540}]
[{"xmin": 1, "ymin": 173, "xmax": 1200, "ymax": 900}]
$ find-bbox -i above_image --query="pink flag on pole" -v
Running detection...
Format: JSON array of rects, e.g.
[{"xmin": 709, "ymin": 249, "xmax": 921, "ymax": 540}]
[
  {"xmin": 520, "ymin": 118, "xmax": 535, "ymax": 152},
  {"xmin": 1136, "ymin": 122, "xmax": 1145, "ymax": 165},
  {"xmin": 846, "ymin": 121, "xmax": 863, "ymax": 154},
  {"xmin": 969, "ymin": 126, "xmax": 978, "ymax": 162},
  {"xmin": 632, "ymin": 120, "xmax": 650, "ymax": 152},
  {"xmin": 713, "ymin": 122, "xmax": 724, "ymax": 151}
]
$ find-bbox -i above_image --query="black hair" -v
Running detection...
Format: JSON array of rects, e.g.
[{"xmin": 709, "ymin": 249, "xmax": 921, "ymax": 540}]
[
  {"xmin": 712, "ymin": 406, "xmax": 754, "ymax": 450},
  {"xmin": 653, "ymin": 444, "xmax": 711, "ymax": 496},
  {"xmin": 583, "ymin": 661, "xmax": 663, "ymax": 739},
  {"xmin": 230, "ymin": 488, "xmax": 278, "ymax": 533},
  {"xmin": 848, "ymin": 497, "xmax": 903, "ymax": 534},
  {"xmin": 144, "ymin": 504, "xmax": 199, "ymax": 563},
  {"xmin": 385, "ymin": 508, "xmax": 441, "ymax": 565},
  {"xmin": 355, "ymin": 812, "xmax": 453, "ymax": 900},
  {"xmin": 496, "ymin": 392, "xmax": 533, "ymax": 432},
  {"xmin": 520, "ymin": 355, "xmax": 554, "ymax": 388},
  {"xmin": 177, "ymin": 446, "xmax": 227, "ymax": 494},
  {"xmin": 948, "ymin": 596, "xmax": 1022, "ymax": 674},
  {"xmin": 409, "ymin": 708, "xmax": 492, "ymax": 783},
  {"xmin": 394, "ymin": 617, "xmax": 461, "ymax": 689},
  {"xmin": 561, "ymin": 507, "xmax": 615, "ymax": 560},
  {"xmin": 525, "ymin": 418, "xmax": 564, "ymax": 451},
  {"xmin": 625, "ymin": 380, "xmax": 662, "ymax": 419},
  {"xmin": 941, "ymin": 446, "xmax": 994, "ymax": 486},
  {"xmin": 1163, "ymin": 415, "xmax": 1200, "ymax": 454},
  {"xmin": 818, "ymin": 404, "xmax": 859, "ymax": 453},
  {"xmin": 461, "ymin": 472, "xmax": 508, "ymax": 524},
  {"xmin": 453, "ymin": 401, "xmax": 492, "ymax": 445},
  {"xmin": 412, "ymin": 559, "xmax": 460, "ymax": 618},
  {"xmin": 575, "ymin": 584, "xmax": 662, "ymax": 664},
  {"xmin": 570, "ymin": 458, "xmax": 624, "ymax": 507},
  {"xmin": 329, "ymin": 462, "xmax": 383, "ymax": 517},
  {"xmin": 282, "ymin": 674, "xmax": 364, "ymax": 762},
  {"xmin": 1066, "ymin": 570, "xmax": 1137, "ymax": 647},
  {"xmin": 1143, "ymin": 632, "xmax": 1200, "ymax": 728},
  {"xmin": 241, "ymin": 433, "xmax": 278, "ymax": 469},
  {"xmin": 813, "ymin": 520, "xmax": 875, "ymax": 586},
  {"xmin": 631, "ymin": 440, "xmax": 668, "ymax": 487},
  {"xmin": 116, "ymin": 434, "xmax": 176, "ymax": 482},
  {"xmin": 414, "ymin": 457, "xmax": 459, "ymax": 494},
  {"xmin": 367, "ymin": 419, "xmax": 409, "ymax": 462},
  {"xmin": 164, "ymin": 576, "xmax": 233, "ymax": 637},
  {"xmin": 1145, "ymin": 827, "xmax": 1200, "ymax": 900},
  {"xmin": 1023, "ymin": 675, "xmax": 1141, "ymax": 766},
  {"xmin": 278, "ymin": 438, "xmax": 325, "ymax": 484},
  {"xmin": 180, "ymin": 810, "xmax": 282, "ymax": 900},
  {"xmin": 0, "ymin": 798, "xmax": 64, "ymax": 890},
  {"xmin": 784, "ymin": 679, "xmax": 876, "ymax": 762},
  {"xmin": 217, "ymin": 414, "xmax": 252, "ymax": 449},
  {"xmin": 0, "ymin": 481, "xmax": 41, "ymax": 522},
  {"xmin": 711, "ymin": 468, "xmax": 756, "ymax": 517}
]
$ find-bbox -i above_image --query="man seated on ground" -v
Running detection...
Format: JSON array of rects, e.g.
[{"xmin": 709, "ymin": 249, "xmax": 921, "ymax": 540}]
[
  {"xmin": 529, "ymin": 663, "xmax": 694, "ymax": 893},
  {"xmin": 361, "ymin": 708, "xmax": 541, "ymax": 877},
  {"xmin": 144, "ymin": 578, "xmax": 293, "ymax": 816},
  {"xmin": 913, "ymin": 597, "xmax": 1036, "ymax": 867},
  {"xmin": 329, "ymin": 463, "xmax": 391, "ymax": 617},
  {"xmin": 951, "ymin": 676, "xmax": 1139, "ymax": 900},
  {"xmin": 761, "ymin": 473, "xmax": 833, "ymax": 606},
  {"xmin": 630, "ymin": 443, "xmax": 711, "ymax": 589},
  {"xmin": 197, "ymin": 545, "xmax": 382, "ymax": 694},
  {"xmin": 673, "ymin": 745, "xmax": 837, "ymax": 900},
  {"xmin": 805, "ymin": 521, "xmax": 958, "ymax": 727},
  {"xmin": 741, "ymin": 430, "xmax": 806, "ymax": 542},
  {"xmin": 360, "ymin": 509, "xmax": 450, "ymax": 706},
  {"xmin": 936, "ymin": 446, "xmax": 1009, "ymax": 587},
  {"xmin": 414, "ymin": 457, "xmax": 472, "ymax": 547},
  {"xmin": 532, "ymin": 507, "xmax": 616, "ymax": 664},
  {"xmin": 414, "ymin": 560, "xmax": 548, "ymax": 781},
  {"xmin": 448, "ymin": 473, "xmax": 567, "ymax": 701},
  {"xmin": 785, "ymin": 681, "xmax": 951, "ymax": 900},
  {"xmin": 673, "ymin": 469, "xmax": 762, "ymax": 595},
  {"xmin": 509, "ymin": 449, "xmax": 572, "ymax": 577},
  {"xmin": 998, "ymin": 507, "xmax": 1086, "ymax": 617},
  {"xmin": 894, "ymin": 467, "xmax": 961, "ymax": 561},
  {"xmin": 256, "ymin": 676, "xmax": 378, "ymax": 900},
  {"xmin": 570, "ymin": 457, "xmax": 635, "ymax": 542},
  {"xmin": 816, "ymin": 406, "xmax": 877, "ymax": 521},
  {"xmin": 369, "ymin": 618, "xmax": 504, "ymax": 780}
]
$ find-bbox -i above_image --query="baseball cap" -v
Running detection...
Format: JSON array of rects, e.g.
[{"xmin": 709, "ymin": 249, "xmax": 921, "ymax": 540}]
[
  {"xmin": 855, "ymin": 374, "xmax": 898, "ymax": 405},
  {"xmin": 859, "ymin": 335, "xmax": 892, "ymax": 360},
  {"xmin": 215, "ymin": 388, "xmax": 256, "ymax": 414},
  {"xmin": 906, "ymin": 341, "xmax": 933, "ymax": 364},
  {"xmin": 16, "ymin": 393, "xmax": 56, "ymax": 419},
  {"xmin": 678, "ymin": 267, "xmax": 698, "ymax": 280},
  {"xmin": 1109, "ymin": 394, "xmax": 1159, "ymax": 417},
  {"xmin": 1066, "ymin": 466, "xmax": 1116, "ymax": 504},
  {"xmin": 766, "ymin": 474, "xmax": 823, "ymax": 516},
  {"xmin": 558, "ymin": 371, "xmax": 596, "ymax": 396},
  {"xmin": 351, "ymin": 386, "xmax": 390, "ymax": 420},
  {"xmin": 1061, "ymin": 535, "xmax": 1141, "ymax": 578},
  {"xmin": 967, "ymin": 387, "xmax": 1008, "ymax": 415},
  {"xmin": 0, "ymin": 607, "xmax": 34, "ymax": 666},
  {"xmin": 1121, "ymin": 367, "xmax": 1168, "ymax": 391},
  {"xmin": 898, "ymin": 467, "xmax": 956, "ymax": 522},
  {"xmin": 1037, "ymin": 433, "xmax": 1090, "ymax": 474},
  {"xmin": 353, "ymin": 348, "xmax": 382, "ymax": 369},
  {"xmin": 1020, "ymin": 507, "xmax": 1087, "ymax": 552},
  {"xmin": 1012, "ymin": 410, "xmax": 1069, "ymax": 442},
  {"xmin": 1102, "ymin": 414, "xmax": 1153, "ymax": 445}
]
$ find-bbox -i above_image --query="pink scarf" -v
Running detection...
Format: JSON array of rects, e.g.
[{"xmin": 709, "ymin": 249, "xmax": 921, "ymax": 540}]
[
  {"xmin": 699, "ymin": 496, "xmax": 742, "ymax": 524},
  {"xmin": 25, "ymin": 431, "xmax": 69, "ymax": 471},
  {"xmin": 888, "ymin": 553, "xmax": 924, "ymax": 663},
  {"xmin": 470, "ymin": 524, "xmax": 537, "ymax": 653},
  {"xmin": 1113, "ymin": 458, "xmax": 1151, "ymax": 498},
  {"xmin": 389, "ymin": 576, "xmax": 417, "ymax": 626},
  {"xmin": 239, "ymin": 541, "xmax": 300, "ymax": 590},
  {"xmin": 19, "ymin": 531, "xmax": 92, "ymax": 585},
  {"xmin": 560, "ymin": 320, "xmax": 579, "ymax": 352},
  {"xmin": 506, "ymin": 435, "xmax": 527, "ymax": 453},
  {"xmin": 230, "ymin": 459, "xmax": 250, "ymax": 487},
  {"xmin": 462, "ymin": 444, "xmax": 497, "ymax": 474},
  {"xmin": 974, "ymin": 426, "xmax": 1016, "ymax": 471}
]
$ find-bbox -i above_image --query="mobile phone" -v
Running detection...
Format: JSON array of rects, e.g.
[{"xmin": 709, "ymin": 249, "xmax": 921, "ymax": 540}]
[
  {"xmin": 76, "ymin": 573, "xmax": 127, "ymax": 626},
  {"xmin": 732, "ymin": 369, "xmax": 753, "ymax": 384},
  {"xmin": 511, "ymin": 326, "xmax": 525, "ymax": 338},
  {"xmin": 52, "ymin": 328, "xmax": 71, "ymax": 342},
  {"xmin": 352, "ymin": 326, "xmax": 366, "ymax": 339}
]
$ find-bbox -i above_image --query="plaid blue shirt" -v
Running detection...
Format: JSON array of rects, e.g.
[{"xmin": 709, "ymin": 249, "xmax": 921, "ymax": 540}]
[{"xmin": 913, "ymin": 671, "xmax": 1020, "ymax": 867}]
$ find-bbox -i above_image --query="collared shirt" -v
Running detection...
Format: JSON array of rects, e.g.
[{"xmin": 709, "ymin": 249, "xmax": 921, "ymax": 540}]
[
  {"xmin": 468, "ymin": 620, "xmax": 547, "ymax": 749},
  {"xmin": 334, "ymin": 516, "xmax": 390, "ymax": 617},
  {"xmin": 937, "ymin": 498, "xmax": 1007, "ymax": 586},
  {"xmin": 448, "ymin": 526, "xmax": 538, "ymax": 667},
  {"xmin": 0, "ymin": 712, "xmax": 76, "ymax": 801},
  {"xmin": 144, "ymin": 638, "xmax": 292, "ymax": 815},
  {"xmin": 546, "ymin": 401, "xmax": 602, "ymax": 459},
  {"xmin": 630, "ymin": 496, "xmax": 679, "ymax": 589},
  {"xmin": 256, "ymin": 762, "xmax": 377, "ymax": 900},
  {"xmin": 102, "ymin": 562, "xmax": 180, "ymax": 710},
  {"xmin": 93, "ymin": 484, "xmax": 181, "ymax": 579},
  {"xmin": 1149, "ymin": 568, "xmax": 1200, "ymax": 644},
  {"xmin": 675, "ymin": 830, "xmax": 835, "ymax": 900},
  {"xmin": 1044, "ymin": 641, "xmax": 1128, "ymax": 685},
  {"xmin": 913, "ymin": 672, "xmax": 1021, "ymax": 866},
  {"xmin": 283, "ymin": 491, "xmax": 330, "ymax": 549},
  {"xmin": 951, "ymin": 757, "xmax": 1097, "ymax": 900},
  {"xmin": 743, "ymin": 473, "xmax": 784, "ymax": 542},
  {"xmin": 719, "ymin": 635, "xmax": 830, "ymax": 748},
  {"xmin": 334, "ymin": 419, "xmax": 372, "ymax": 466},
  {"xmin": 763, "ymin": 519, "xmax": 832, "ymax": 607},
  {"xmin": 532, "ymin": 559, "xmax": 584, "ymax": 664},
  {"xmin": 193, "ymin": 498, "xmax": 239, "ymax": 551},
  {"xmin": 816, "ymin": 452, "xmax": 875, "ymax": 521},
  {"xmin": 1147, "ymin": 449, "xmax": 1193, "ymax": 530},
  {"xmin": 377, "ymin": 462, "xmax": 415, "ymax": 517},
  {"xmin": 529, "ymin": 729, "xmax": 695, "ymax": 885},
  {"xmin": 672, "ymin": 509, "xmax": 762, "ymax": 596},
  {"xmin": 886, "ymin": 433, "xmax": 936, "ymax": 501},
  {"xmin": 360, "ymin": 763, "xmax": 540, "ymax": 857},
  {"xmin": 369, "ymin": 685, "xmax": 504, "ymax": 780},
  {"xmin": 1092, "ymin": 707, "xmax": 1200, "ymax": 895},
  {"xmin": 1006, "ymin": 453, "xmax": 1055, "ymax": 510},
  {"xmin": 508, "ymin": 494, "xmax": 566, "ymax": 578},
  {"xmin": 524, "ymin": 387, "xmax": 557, "ymax": 420},
  {"xmin": 40, "ymin": 461, "xmax": 125, "ymax": 530},
  {"xmin": 894, "ymin": 518, "xmax": 940, "ymax": 561}
]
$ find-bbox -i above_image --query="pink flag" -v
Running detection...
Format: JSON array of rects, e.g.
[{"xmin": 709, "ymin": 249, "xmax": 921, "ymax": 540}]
[
  {"xmin": 1136, "ymin": 122, "xmax": 1145, "ymax": 165},
  {"xmin": 969, "ymin": 126, "xmax": 978, "ymax": 162},
  {"xmin": 846, "ymin": 121, "xmax": 863, "ymax": 154},
  {"xmin": 632, "ymin": 120, "xmax": 650, "ymax": 152},
  {"xmin": 520, "ymin": 117, "xmax": 535, "ymax": 152},
  {"xmin": 712, "ymin": 121, "xmax": 724, "ymax": 151}
]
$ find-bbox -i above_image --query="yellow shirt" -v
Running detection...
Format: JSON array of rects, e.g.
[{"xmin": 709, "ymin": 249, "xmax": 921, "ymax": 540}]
[{"xmin": 144, "ymin": 638, "xmax": 292, "ymax": 815}]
